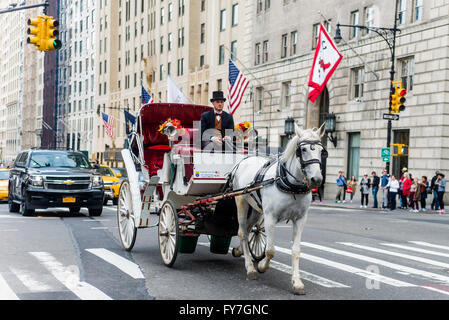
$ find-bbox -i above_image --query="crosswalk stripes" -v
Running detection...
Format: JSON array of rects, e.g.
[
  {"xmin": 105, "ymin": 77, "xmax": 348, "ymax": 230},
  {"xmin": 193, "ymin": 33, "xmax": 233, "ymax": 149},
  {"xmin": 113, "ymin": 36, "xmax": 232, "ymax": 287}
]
[
  {"xmin": 29, "ymin": 252, "xmax": 113, "ymax": 300},
  {"xmin": 0, "ymin": 274, "xmax": 19, "ymax": 300},
  {"xmin": 2, "ymin": 240, "xmax": 449, "ymax": 299}
]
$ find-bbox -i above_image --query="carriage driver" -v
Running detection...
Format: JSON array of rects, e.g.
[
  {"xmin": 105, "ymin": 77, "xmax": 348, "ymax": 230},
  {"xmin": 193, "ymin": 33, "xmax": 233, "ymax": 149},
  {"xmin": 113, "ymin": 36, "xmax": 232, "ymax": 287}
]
[{"xmin": 200, "ymin": 90, "xmax": 235, "ymax": 150}]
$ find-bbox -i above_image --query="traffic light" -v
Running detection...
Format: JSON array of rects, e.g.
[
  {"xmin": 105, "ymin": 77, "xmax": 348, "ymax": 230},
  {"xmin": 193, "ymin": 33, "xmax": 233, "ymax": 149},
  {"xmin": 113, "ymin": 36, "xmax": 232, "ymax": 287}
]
[
  {"xmin": 27, "ymin": 17, "xmax": 45, "ymax": 51},
  {"xmin": 390, "ymin": 89, "xmax": 400, "ymax": 113},
  {"xmin": 391, "ymin": 144, "xmax": 409, "ymax": 157},
  {"xmin": 390, "ymin": 87, "xmax": 407, "ymax": 114},
  {"xmin": 397, "ymin": 87, "xmax": 406, "ymax": 112},
  {"xmin": 43, "ymin": 16, "xmax": 62, "ymax": 51}
]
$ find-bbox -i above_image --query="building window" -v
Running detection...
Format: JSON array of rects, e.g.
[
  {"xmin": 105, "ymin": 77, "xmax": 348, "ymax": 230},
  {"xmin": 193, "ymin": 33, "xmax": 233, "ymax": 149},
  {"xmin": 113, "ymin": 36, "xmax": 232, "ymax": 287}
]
[
  {"xmin": 352, "ymin": 67, "xmax": 365, "ymax": 99},
  {"xmin": 263, "ymin": 40, "xmax": 269, "ymax": 63},
  {"xmin": 400, "ymin": 57, "xmax": 414, "ymax": 92},
  {"xmin": 232, "ymin": 3, "xmax": 238, "ymax": 26},
  {"xmin": 281, "ymin": 81, "xmax": 291, "ymax": 108},
  {"xmin": 168, "ymin": 33, "xmax": 172, "ymax": 51},
  {"xmin": 160, "ymin": 64, "xmax": 164, "ymax": 81},
  {"xmin": 217, "ymin": 79, "xmax": 222, "ymax": 91},
  {"xmin": 200, "ymin": 23, "xmax": 205, "ymax": 43},
  {"xmin": 350, "ymin": 11, "xmax": 359, "ymax": 38},
  {"xmin": 231, "ymin": 40, "xmax": 237, "ymax": 60},
  {"xmin": 219, "ymin": 45, "xmax": 225, "ymax": 65},
  {"xmin": 364, "ymin": 6, "xmax": 374, "ymax": 34},
  {"xmin": 347, "ymin": 132, "xmax": 361, "ymax": 180},
  {"xmin": 290, "ymin": 31, "xmax": 297, "ymax": 55},
  {"xmin": 200, "ymin": 55, "xmax": 205, "ymax": 67},
  {"xmin": 256, "ymin": 0, "xmax": 263, "ymax": 13},
  {"xmin": 178, "ymin": 0, "xmax": 185, "ymax": 16},
  {"xmin": 281, "ymin": 34, "xmax": 288, "ymax": 58},
  {"xmin": 160, "ymin": 7, "xmax": 165, "ymax": 25},
  {"xmin": 178, "ymin": 28, "xmax": 184, "ymax": 47},
  {"xmin": 220, "ymin": 9, "xmax": 226, "ymax": 31},
  {"xmin": 312, "ymin": 23, "xmax": 320, "ymax": 49},
  {"xmin": 399, "ymin": 0, "xmax": 407, "ymax": 25},
  {"xmin": 160, "ymin": 36, "xmax": 164, "ymax": 53},
  {"xmin": 168, "ymin": 2, "xmax": 173, "ymax": 21},
  {"xmin": 201, "ymin": 0, "xmax": 205, "ymax": 11},
  {"xmin": 414, "ymin": 0, "xmax": 423, "ymax": 21},
  {"xmin": 177, "ymin": 58, "xmax": 184, "ymax": 76},
  {"xmin": 256, "ymin": 86, "xmax": 264, "ymax": 111},
  {"xmin": 265, "ymin": 0, "xmax": 270, "ymax": 10},
  {"xmin": 255, "ymin": 43, "xmax": 261, "ymax": 65}
]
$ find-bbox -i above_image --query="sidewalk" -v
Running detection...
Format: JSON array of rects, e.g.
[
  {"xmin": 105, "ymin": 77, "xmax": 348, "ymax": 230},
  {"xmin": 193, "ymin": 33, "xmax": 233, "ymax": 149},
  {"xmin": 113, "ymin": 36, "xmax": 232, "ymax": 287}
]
[{"xmin": 310, "ymin": 199, "xmax": 447, "ymax": 214}]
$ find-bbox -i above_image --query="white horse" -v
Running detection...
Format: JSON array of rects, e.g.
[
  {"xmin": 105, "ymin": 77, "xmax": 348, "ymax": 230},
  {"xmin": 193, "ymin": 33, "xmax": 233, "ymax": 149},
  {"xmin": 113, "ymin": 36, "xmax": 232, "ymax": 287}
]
[{"xmin": 231, "ymin": 124, "xmax": 326, "ymax": 295}]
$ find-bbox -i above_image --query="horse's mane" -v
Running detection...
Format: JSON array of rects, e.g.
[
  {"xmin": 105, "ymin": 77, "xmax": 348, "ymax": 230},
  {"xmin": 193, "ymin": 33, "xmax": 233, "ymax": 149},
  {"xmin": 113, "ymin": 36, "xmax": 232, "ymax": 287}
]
[{"xmin": 281, "ymin": 127, "xmax": 321, "ymax": 163}]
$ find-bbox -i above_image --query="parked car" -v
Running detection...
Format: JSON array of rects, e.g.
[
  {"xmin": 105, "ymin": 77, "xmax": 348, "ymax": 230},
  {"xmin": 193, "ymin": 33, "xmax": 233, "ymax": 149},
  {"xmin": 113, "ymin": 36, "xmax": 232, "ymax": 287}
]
[
  {"xmin": 97, "ymin": 164, "xmax": 121, "ymax": 205},
  {"xmin": 0, "ymin": 168, "xmax": 10, "ymax": 201},
  {"xmin": 8, "ymin": 149, "xmax": 104, "ymax": 216}
]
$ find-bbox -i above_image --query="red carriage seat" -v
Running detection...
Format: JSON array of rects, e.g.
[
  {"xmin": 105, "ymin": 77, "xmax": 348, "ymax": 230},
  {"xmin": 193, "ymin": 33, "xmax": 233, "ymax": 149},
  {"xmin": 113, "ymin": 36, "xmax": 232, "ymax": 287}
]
[{"xmin": 139, "ymin": 103, "xmax": 211, "ymax": 177}]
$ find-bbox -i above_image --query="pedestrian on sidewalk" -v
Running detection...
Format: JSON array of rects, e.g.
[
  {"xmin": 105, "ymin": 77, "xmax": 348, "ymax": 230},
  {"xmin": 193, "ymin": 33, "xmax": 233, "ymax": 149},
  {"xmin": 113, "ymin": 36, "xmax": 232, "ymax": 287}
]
[
  {"xmin": 347, "ymin": 176, "xmax": 358, "ymax": 203},
  {"xmin": 360, "ymin": 174, "xmax": 371, "ymax": 208},
  {"xmin": 370, "ymin": 171, "xmax": 380, "ymax": 208},
  {"xmin": 420, "ymin": 176, "xmax": 430, "ymax": 212},
  {"xmin": 381, "ymin": 169, "xmax": 390, "ymax": 209},
  {"xmin": 335, "ymin": 171, "xmax": 346, "ymax": 203},
  {"xmin": 435, "ymin": 172, "xmax": 446, "ymax": 214},
  {"xmin": 400, "ymin": 172, "xmax": 412, "ymax": 209},
  {"xmin": 409, "ymin": 178, "xmax": 421, "ymax": 212},
  {"xmin": 387, "ymin": 175, "xmax": 399, "ymax": 210},
  {"xmin": 431, "ymin": 171, "xmax": 441, "ymax": 211}
]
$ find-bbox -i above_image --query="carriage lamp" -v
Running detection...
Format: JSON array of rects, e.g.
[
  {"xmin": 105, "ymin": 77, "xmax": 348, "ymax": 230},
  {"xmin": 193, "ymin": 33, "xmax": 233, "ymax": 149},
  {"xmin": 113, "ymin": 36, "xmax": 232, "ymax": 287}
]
[
  {"xmin": 284, "ymin": 117, "xmax": 295, "ymax": 139},
  {"xmin": 334, "ymin": 24, "xmax": 343, "ymax": 44},
  {"xmin": 325, "ymin": 113, "xmax": 338, "ymax": 148}
]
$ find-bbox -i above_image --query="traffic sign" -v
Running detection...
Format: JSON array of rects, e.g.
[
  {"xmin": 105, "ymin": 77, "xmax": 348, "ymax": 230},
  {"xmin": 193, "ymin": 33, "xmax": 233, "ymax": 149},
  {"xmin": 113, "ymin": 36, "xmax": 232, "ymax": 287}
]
[
  {"xmin": 383, "ymin": 113, "xmax": 399, "ymax": 121},
  {"xmin": 382, "ymin": 156, "xmax": 389, "ymax": 162},
  {"xmin": 381, "ymin": 148, "xmax": 390, "ymax": 157}
]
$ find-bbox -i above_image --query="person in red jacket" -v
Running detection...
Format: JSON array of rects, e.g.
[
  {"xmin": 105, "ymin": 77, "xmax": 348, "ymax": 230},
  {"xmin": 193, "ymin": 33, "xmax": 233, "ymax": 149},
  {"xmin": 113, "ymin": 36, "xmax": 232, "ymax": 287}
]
[{"xmin": 400, "ymin": 173, "xmax": 412, "ymax": 209}]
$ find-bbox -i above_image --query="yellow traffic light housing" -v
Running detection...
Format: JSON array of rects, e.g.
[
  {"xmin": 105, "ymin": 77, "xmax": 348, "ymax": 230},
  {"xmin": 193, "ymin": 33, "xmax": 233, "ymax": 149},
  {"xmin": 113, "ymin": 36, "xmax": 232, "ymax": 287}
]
[
  {"xmin": 27, "ymin": 17, "xmax": 45, "ymax": 51},
  {"xmin": 44, "ymin": 16, "xmax": 62, "ymax": 51},
  {"xmin": 390, "ymin": 83, "xmax": 407, "ymax": 114},
  {"xmin": 397, "ymin": 87, "xmax": 406, "ymax": 112},
  {"xmin": 391, "ymin": 143, "xmax": 409, "ymax": 157}
]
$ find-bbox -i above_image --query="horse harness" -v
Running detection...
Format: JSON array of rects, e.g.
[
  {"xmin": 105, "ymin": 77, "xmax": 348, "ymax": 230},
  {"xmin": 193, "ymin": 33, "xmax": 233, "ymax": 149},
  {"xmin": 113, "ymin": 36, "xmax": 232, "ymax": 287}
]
[{"xmin": 236, "ymin": 139, "xmax": 328, "ymax": 210}]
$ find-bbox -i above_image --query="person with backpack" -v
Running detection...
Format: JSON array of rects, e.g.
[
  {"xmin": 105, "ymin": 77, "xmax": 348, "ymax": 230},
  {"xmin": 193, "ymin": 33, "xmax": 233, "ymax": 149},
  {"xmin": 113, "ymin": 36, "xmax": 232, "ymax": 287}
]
[
  {"xmin": 435, "ymin": 172, "xmax": 446, "ymax": 214},
  {"xmin": 370, "ymin": 171, "xmax": 380, "ymax": 208},
  {"xmin": 381, "ymin": 169, "xmax": 390, "ymax": 209},
  {"xmin": 431, "ymin": 170, "xmax": 441, "ymax": 211},
  {"xmin": 420, "ymin": 176, "xmax": 430, "ymax": 212},
  {"xmin": 335, "ymin": 171, "xmax": 347, "ymax": 203}
]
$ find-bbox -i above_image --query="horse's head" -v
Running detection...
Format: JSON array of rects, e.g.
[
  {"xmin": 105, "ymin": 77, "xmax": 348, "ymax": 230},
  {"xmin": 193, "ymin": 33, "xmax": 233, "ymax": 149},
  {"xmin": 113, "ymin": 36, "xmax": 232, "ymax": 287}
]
[{"xmin": 286, "ymin": 123, "xmax": 327, "ymax": 188}]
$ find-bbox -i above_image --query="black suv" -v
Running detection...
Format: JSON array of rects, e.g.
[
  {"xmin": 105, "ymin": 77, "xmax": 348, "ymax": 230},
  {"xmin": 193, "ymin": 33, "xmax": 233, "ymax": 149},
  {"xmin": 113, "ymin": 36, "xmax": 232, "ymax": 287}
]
[{"xmin": 8, "ymin": 149, "xmax": 104, "ymax": 216}]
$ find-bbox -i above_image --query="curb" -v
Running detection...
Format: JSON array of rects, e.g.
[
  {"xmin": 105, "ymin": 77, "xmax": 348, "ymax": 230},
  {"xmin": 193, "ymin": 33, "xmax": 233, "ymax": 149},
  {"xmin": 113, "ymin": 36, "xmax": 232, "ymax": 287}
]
[{"xmin": 310, "ymin": 203, "xmax": 445, "ymax": 214}]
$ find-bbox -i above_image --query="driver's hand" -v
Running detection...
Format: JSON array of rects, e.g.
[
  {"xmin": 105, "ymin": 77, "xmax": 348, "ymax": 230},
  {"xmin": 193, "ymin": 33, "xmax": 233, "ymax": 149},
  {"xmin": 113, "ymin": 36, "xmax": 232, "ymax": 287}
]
[{"xmin": 212, "ymin": 136, "xmax": 222, "ymax": 144}]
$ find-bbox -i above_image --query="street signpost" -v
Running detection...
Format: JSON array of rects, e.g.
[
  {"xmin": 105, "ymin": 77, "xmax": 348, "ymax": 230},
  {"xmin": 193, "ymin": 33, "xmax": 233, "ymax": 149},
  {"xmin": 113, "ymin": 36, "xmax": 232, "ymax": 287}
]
[
  {"xmin": 383, "ymin": 113, "xmax": 399, "ymax": 121},
  {"xmin": 381, "ymin": 148, "xmax": 390, "ymax": 162}
]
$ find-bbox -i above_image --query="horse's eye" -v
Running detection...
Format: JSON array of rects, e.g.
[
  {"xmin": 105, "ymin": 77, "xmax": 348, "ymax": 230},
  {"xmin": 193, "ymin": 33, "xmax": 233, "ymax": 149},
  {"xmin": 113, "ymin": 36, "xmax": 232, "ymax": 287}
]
[{"xmin": 301, "ymin": 147, "xmax": 307, "ymax": 153}]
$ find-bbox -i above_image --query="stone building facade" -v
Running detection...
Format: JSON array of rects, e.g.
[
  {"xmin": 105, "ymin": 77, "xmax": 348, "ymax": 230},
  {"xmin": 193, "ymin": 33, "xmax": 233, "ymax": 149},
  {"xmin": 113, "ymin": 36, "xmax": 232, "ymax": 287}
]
[{"xmin": 239, "ymin": 0, "xmax": 449, "ymax": 200}]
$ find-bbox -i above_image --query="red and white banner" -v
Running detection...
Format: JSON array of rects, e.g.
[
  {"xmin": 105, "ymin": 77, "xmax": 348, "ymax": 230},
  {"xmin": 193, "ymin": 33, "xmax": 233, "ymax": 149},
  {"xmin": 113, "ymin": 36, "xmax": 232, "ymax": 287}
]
[{"xmin": 308, "ymin": 24, "xmax": 343, "ymax": 103}]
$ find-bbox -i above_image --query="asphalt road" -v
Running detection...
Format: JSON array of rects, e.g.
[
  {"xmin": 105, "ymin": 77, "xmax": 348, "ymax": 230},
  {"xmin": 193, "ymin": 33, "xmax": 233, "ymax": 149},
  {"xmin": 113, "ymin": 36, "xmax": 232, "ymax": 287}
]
[{"xmin": 1, "ymin": 202, "xmax": 449, "ymax": 301}]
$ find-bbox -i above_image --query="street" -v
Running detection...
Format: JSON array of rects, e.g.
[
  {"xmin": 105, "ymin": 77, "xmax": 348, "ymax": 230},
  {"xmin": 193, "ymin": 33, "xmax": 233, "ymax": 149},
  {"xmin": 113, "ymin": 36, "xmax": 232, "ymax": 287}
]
[{"xmin": 1, "ymin": 202, "xmax": 449, "ymax": 300}]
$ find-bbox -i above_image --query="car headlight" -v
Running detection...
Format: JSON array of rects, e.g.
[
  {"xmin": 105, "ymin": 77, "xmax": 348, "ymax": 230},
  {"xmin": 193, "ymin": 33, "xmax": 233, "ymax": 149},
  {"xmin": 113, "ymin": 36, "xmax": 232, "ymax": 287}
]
[
  {"xmin": 112, "ymin": 181, "xmax": 121, "ymax": 185},
  {"xmin": 31, "ymin": 175, "xmax": 44, "ymax": 188},
  {"xmin": 92, "ymin": 175, "xmax": 103, "ymax": 187}
]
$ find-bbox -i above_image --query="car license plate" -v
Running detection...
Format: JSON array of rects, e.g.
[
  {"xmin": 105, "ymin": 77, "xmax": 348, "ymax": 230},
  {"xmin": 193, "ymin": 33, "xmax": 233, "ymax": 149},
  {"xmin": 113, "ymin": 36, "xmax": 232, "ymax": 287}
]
[{"xmin": 63, "ymin": 197, "xmax": 76, "ymax": 203}]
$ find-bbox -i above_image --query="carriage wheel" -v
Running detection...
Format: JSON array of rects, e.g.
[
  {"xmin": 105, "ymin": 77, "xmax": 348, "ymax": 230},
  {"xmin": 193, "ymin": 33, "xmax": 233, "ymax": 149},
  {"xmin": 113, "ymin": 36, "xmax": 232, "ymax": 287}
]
[
  {"xmin": 248, "ymin": 216, "xmax": 266, "ymax": 262},
  {"xmin": 117, "ymin": 179, "xmax": 137, "ymax": 251},
  {"xmin": 158, "ymin": 200, "xmax": 179, "ymax": 267}
]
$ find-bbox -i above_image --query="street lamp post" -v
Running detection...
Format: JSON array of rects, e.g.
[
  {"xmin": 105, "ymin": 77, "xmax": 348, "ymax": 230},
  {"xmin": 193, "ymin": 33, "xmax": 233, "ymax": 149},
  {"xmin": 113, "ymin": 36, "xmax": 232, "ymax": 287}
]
[{"xmin": 334, "ymin": 0, "xmax": 400, "ymax": 175}]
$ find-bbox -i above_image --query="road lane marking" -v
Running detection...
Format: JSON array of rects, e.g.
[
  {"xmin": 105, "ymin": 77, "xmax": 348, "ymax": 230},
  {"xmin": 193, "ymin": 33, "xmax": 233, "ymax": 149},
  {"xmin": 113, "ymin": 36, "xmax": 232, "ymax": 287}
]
[
  {"xmin": 274, "ymin": 246, "xmax": 413, "ymax": 288},
  {"xmin": 197, "ymin": 242, "xmax": 349, "ymax": 288},
  {"xmin": 268, "ymin": 260, "xmax": 350, "ymax": 288},
  {"xmin": 338, "ymin": 242, "xmax": 449, "ymax": 270},
  {"xmin": 82, "ymin": 219, "xmax": 110, "ymax": 222},
  {"xmin": 90, "ymin": 227, "xmax": 108, "ymax": 230},
  {"xmin": 312, "ymin": 242, "xmax": 449, "ymax": 287},
  {"xmin": 86, "ymin": 248, "xmax": 145, "ymax": 279},
  {"xmin": 0, "ymin": 274, "xmax": 19, "ymax": 300},
  {"xmin": 9, "ymin": 268, "xmax": 53, "ymax": 292},
  {"xmin": 380, "ymin": 243, "xmax": 449, "ymax": 258},
  {"xmin": 409, "ymin": 241, "xmax": 449, "ymax": 252},
  {"xmin": 30, "ymin": 252, "xmax": 112, "ymax": 300}
]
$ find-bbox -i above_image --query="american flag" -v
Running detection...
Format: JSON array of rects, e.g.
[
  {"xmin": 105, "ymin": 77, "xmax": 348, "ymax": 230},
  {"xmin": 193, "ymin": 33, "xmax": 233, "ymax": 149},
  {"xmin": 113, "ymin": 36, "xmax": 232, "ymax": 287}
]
[
  {"xmin": 228, "ymin": 59, "xmax": 249, "ymax": 115},
  {"xmin": 101, "ymin": 112, "xmax": 114, "ymax": 137},
  {"xmin": 142, "ymin": 85, "xmax": 154, "ymax": 104}
]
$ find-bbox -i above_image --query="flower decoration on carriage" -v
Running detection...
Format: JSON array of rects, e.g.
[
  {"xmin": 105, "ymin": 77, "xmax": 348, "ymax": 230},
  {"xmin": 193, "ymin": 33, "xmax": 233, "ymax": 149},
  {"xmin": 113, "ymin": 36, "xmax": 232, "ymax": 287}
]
[
  {"xmin": 234, "ymin": 121, "xmax": 252, "ymax": 140},
  {"xmin": 158, "ymin": 118, "xmax": 186, "ymax": 138}
]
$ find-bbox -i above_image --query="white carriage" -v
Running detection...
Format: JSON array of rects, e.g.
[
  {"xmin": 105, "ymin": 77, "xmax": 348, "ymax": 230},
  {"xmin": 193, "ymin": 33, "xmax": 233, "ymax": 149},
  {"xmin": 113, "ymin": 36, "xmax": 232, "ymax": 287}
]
[{"xmin": 117, "ymin": 103, "xmax": 266, "ymax": 267}]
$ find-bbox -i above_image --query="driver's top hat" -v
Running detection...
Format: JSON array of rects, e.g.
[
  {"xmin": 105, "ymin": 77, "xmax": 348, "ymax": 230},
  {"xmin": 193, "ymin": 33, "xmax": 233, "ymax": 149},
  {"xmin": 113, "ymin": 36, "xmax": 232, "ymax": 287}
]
[{"xmin": 210, "ymin": 90, "xmax": 226, "ymax": 102}]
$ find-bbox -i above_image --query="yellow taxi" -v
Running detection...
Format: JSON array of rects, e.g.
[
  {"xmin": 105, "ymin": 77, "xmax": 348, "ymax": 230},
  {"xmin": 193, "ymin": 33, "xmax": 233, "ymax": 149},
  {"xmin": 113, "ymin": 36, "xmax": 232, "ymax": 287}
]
[
  {"xmin": 97, "ymin": 164, "xmax": 121, "ymax": 205},
  {"xmin": 0, "ymin": 168, "xmax": 10, "ymax": 200}
]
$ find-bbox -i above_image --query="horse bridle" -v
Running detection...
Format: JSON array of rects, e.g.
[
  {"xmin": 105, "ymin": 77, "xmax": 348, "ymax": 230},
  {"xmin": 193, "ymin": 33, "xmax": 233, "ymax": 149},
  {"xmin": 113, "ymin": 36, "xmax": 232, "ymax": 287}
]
[{"xmin": 295, "ymin": 139, "xmax": 328, "ymax": 172}]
